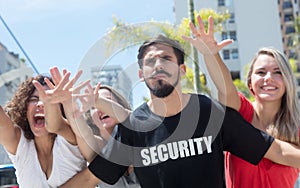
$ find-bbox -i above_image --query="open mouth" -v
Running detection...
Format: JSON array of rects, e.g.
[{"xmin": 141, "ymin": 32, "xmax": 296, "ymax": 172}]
[
  {"xmin": 34, "ymin": 114, "xmax": 45, "ymax": 127},
  {"xmin": 100, "ymin": 115, "xmax": 110, "ymax": 120}
]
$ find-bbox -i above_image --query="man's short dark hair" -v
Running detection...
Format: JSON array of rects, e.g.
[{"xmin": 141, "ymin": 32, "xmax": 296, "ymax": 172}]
[{"xmin": 137, "ymin": 34, "xmax": 185, "ymax": 68}]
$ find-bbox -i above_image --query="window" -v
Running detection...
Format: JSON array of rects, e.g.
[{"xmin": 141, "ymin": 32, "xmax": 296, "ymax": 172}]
[
  {"xmin": 231, "ymin": 49, "xmax": 239, "ymax": 59},
  {"xmin": 223, "ymin": 50, "xmax": 230, "ymax": 60},
  {"xmin": 283, "ymin": 1, "xmax": 293, "ymax": 9},
  {"xmin": 229, "ymin": 31, "xmax": 237, "ymax": 41},
  {"xmin": 284, "ymin": 14, "xmax": 294, "ymax": 22},
  {"xmin": 286, "ymin": 26, "xmax": 296, "ymax": 34},
  {"xmin": 287, "ymin": 36, "xmax": 294, "ymax": 47},
  {"xmin": 231, "ymin": 71, "xmax": 240, "ymax": 80},
  {"xmin": 221, "ymin": 32, "xmax": 228, "ymax": 40},
  {"xmin": 218, "ymin": 0, "xmax": 225, "ymax": 6},
  {"xmin": 229, "ymin": 13, "xmax": 235, "ymax": 23}
]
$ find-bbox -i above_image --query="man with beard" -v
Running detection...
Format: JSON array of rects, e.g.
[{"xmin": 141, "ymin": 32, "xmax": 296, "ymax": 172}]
[{"xmin": 60, "ymin": 34, "xmax": 300, "ymax": 188}]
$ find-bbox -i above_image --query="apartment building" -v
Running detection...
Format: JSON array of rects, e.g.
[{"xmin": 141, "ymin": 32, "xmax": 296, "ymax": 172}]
[
  {"xmin": 0, "ymin": 42, "xmax": 34, "ymax": 164},
  {"xmin": 91, "ymin": 64, "xmax": 133, "ymax": 106},
  {"xmin": 0, "ymin": 42, "xmax": 34, "ymax": 106},
  {"xmin": 173, "ymin": 0, "xmax": 299, "ymax": 81}
]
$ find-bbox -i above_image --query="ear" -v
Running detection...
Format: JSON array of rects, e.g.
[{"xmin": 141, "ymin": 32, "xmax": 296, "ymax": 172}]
[
  {"xmin": 179, "ymin": 64, "xmax": 186, "ymax": 76},
  {"xmin": 138, "ymin": 69, "xmax": 145, "ymax": 82},
  {"xmin": 248, "ymin": 82, "xmax": 255, "ymax": 96}
]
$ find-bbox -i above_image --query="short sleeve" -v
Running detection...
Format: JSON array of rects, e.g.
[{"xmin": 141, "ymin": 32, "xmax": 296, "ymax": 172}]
[
  {"xmin": 238, "ymin": 92, "xmax": 254, "ymax": 123},
  {"xmin": 222, "ymin": 107, "xmax": 274, "ymax": 165},
  {"xmin": 88, "ymin": 123, "xmax": 131, "ymax": 185}
]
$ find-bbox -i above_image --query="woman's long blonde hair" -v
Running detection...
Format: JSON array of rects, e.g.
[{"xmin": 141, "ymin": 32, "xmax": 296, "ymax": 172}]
[{"xmin": 247, "ymin": 47, "xmax": 300, "ymax": 145}]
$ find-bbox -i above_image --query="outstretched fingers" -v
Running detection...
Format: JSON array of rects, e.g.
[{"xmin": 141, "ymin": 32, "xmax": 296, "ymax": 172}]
[
  {"xmin": 32, "ymin": 80, "xmax": 48, "ymax": 102},
  {"xmin": 206, "ymin": 16, "xmax": 214, "ymax": 37},
  {"xmin": 218, "ymin": 39, "xmax": 234, "ymax": 50},
  {"xmin": 50, "ymin": 67, "xmax": 63, "ymax": 86},
  {"xmin": 44, "ymin": 77, "xmax": 55, "ymax": 90},
  {"xmin": 72, "ymin": 80, "xmax": 91, "ymax": 94},
  {"xmin": 197, "ymin": 15, "xmax": 207, "ymax": 36}
]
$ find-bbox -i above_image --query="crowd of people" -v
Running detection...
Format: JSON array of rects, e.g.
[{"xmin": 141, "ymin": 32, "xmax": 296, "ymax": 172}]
[{"xmin": 0, "ymin": 15, "xmax": 300, "ymax": 188}]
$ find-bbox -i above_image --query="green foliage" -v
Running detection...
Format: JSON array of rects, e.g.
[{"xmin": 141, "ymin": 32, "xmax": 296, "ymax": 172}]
[
  {"xmin": 233, "ymin": 79, "xmax": 254, "ymax": 101},
  {"xmin": 176, "ymin": 9, "xmax": 230, "ymax": 59},
  {"xmin": 106, "ymin": 9, "xmax": 229, "ymax": 59},
  {"xmin": 182, "ymin": 66, "xmax": 210, "ymax": 94},
  {"xmin": 106, "ymin": 8, "xmax": 229, "ymax": 96},
  {"xmin": 289, "ymin": 58, "xmax": 297, "ymax": 73}
]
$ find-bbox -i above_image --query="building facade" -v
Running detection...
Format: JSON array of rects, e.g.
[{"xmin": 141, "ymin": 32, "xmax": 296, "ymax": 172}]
[
  {"xmin": 173, "ymin": 0, "xmax": 299, "ymax": 80},
  {"xmin": 0, "ymin": 42, "xmax": 34, "ymax": 106},
  {"xmin": 91, "ymin": 64, "xmax": 133, "ymax": 107},
  {"xmin": 0, "ymin": 42, "xmax": 34, "ymax": 164}
]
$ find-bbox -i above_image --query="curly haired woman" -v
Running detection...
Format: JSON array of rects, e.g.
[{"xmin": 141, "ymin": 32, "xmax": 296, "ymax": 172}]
[{"xmin": 0, "ymin": 74, "xmax": 86, "ymax": 188}]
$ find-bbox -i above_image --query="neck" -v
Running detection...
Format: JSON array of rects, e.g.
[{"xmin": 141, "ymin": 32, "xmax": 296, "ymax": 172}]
[
  {"xmin": 253, "ymin": 100, "xmax": 280, "ymax": 127},
  {"xmin": 34, "ymin": 134, "xmax": 55, "ymax": 154},
  {"xmin": 148, "ymin": 89, "xmax": 190, "ymax": 117}
]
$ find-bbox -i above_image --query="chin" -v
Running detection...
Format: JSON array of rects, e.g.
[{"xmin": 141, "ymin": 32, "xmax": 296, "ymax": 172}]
[{"xmin": 103, "ymin": 124, "xmax": 116, "ymax": 129}]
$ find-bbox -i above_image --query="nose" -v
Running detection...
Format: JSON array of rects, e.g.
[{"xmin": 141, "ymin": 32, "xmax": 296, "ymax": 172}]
[
  {"xmin": 36, "ymin": 100, "xmax": 44, "ymax": 109},
  {"xmin": 154, "ymin": 58, "xmax": 164, "ymax": 70},
  {"xmin": 264, "ymin": 72, "xmax": 273, "ymax": 82}
]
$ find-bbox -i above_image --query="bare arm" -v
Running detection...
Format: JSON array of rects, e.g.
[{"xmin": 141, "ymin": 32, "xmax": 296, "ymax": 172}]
[
  {"xmin": 0, "ymin": 105, "xmax": 20, "ymax": 154},
  {"xmin": 264, "ymin": 138, "xmax": 300, "ymax": 168},
  {"xmin": 60, "ymin": 168, "xmax": 100, "ymax": 188},
  {"xmin": 95, "ymin": 96, "xmax": 131, "ymax": 124},
  {"xmin": 63, "ymin": 99, "xmax": 105, "ymax": 162},
  {"xmin": 182, "ymin": 15, "xmax": 240, "ymax": 110},
  {"xmin": 40, "ymin": 67, "xmax": 106, "ymax": 162}
]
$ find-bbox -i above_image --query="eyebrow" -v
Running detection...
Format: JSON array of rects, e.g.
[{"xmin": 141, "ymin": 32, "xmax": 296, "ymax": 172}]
[{"xmin": 29, "ymin": 95, "xmax": 39, "ymax": 99}]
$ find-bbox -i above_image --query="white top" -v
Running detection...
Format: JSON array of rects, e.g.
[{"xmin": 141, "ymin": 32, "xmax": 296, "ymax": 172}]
[{"xmin": 7, "ymin": 129, "xmax": 86, "ymax": 188}]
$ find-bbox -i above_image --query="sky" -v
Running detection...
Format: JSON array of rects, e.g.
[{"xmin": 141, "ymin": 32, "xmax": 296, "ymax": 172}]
[{"xmin": 0, "ymin": 0, "xmax": 176, "ymax": 108}]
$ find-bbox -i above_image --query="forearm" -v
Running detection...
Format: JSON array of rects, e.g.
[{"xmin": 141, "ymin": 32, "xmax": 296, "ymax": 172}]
[
  {"xmin": 95, "ymin": 97, "xmax": 130, "ymax": 123},
  {"xmin": 44, "ymin": 103, "xmax": 67, "ymax": 133},
  {"xmin": 203, "ymin": 53, "xmax": 240, "ymax": 109},
  {"xmin": 60, "ymin": 168, "xmax": 100, "ymax": 188},
  {"xmin": 62, "ymin": 100, "xmax": 105, "ymax": 161},
  {"xmin": 74, "ymin": 117, "xmax": 107, "ymax": 162},
  {"xmin": 44, "ymin": 102, "xmax": 77, "ymax": 144},
  {"xmin": 62, "ymin": 100, "xmax": 82, "ymax": 136},
  {"xmin": 265, "ymin": 139, "xmax": 300, "ymax": 168},
  {"xmin": 0, "ymin": 106, "xmax": 19, "ymax": 151},
  {"xmin": 0, "ymin": 105, "xmax": 13, "ymax": 129}
]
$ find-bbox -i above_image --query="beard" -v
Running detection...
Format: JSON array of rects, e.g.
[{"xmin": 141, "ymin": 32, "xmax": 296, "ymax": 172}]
[{"xmin": 145, "ymin": 70, "xmax": 180, "ymax": 98}]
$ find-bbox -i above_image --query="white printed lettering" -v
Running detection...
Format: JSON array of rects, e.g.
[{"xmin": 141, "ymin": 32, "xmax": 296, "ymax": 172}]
[{"xmin": 140, "ymin": 136, "xmax": 213, "ymax": 166}]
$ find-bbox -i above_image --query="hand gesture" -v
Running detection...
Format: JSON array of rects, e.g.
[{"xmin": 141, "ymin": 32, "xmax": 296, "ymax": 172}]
[
  {"xmin": 182, "ymin": 15, "xmax": 233, "ymax": 55},
  {"xmin": 32, "ymin": 67, "xmax": 84, "ymax": 104},
  {"xmin": 72, "ymin": 82, "xmax": 101, "ymax": 117}
]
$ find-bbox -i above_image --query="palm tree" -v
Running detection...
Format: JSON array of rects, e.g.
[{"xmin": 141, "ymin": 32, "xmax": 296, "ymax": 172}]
[{"xmin": 104, "ymin": 8, "xmax": 230, "ymax": 94}]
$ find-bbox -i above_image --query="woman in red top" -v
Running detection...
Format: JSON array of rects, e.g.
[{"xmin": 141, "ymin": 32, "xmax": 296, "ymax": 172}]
[{"xmin": 183, "ymin": 16, "xmax": 300, "ymax": 188}]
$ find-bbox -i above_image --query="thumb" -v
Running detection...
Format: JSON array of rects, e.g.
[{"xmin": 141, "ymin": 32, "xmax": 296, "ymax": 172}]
[
  {"xmin": 181, "ymin": 35, "xmax": 192, "ymax": 42},
  {"xmin": 218, "ymin": 39, "xmax": 233, "ymax": 49}
]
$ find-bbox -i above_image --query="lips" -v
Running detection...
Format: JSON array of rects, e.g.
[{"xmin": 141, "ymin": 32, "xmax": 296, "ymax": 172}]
[
  {"xmin": 33, "ymin": 113, "xmax": 45, "ymax": 127},
  {"xmin": 100, "ymin": 115, "xmax": 110, "ymax": 120},
  {"xmin": 261, "ymin": 86, "xmax": 277, "ymax": 91}
]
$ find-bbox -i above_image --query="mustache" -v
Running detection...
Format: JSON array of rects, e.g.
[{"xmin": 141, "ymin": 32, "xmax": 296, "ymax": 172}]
[{"xmin": 150, "ymin": 70, "xmax": 172, "ymax": 78}]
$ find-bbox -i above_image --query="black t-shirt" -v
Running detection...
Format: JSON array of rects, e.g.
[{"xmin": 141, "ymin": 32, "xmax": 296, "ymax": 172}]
[{"xmin": 88, "ymin": 94, "xmax": 274, "ymax": 188}]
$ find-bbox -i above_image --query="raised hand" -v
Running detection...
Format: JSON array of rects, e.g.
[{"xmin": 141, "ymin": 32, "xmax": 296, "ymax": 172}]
[
  {"xmin": 32, "ymin": 67, "xmax": 84, "ymax": 104},
  {"xmin": 182, "ymin": 15, "xmax": 233, "ymax": 55},
  {"xmin": 71, "ymin": 82, "xmax": 100, "ymax": 117}
]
